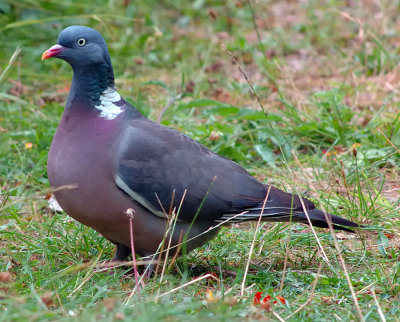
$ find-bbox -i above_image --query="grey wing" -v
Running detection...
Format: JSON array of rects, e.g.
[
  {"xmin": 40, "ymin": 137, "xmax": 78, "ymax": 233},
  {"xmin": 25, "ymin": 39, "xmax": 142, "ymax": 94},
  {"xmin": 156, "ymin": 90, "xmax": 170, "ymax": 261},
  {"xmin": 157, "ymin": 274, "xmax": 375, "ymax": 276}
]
[{"xmin": 115, "ymin": 119, "xmax": 267, "ymax": 223}]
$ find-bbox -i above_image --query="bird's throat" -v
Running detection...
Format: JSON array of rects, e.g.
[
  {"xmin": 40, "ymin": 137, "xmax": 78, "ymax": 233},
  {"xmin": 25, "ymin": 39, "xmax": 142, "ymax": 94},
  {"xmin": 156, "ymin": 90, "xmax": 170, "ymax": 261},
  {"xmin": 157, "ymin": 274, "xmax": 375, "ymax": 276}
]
[{"xmin": 66, "ymin": 63, "xmax": 122, "ymax": 120}]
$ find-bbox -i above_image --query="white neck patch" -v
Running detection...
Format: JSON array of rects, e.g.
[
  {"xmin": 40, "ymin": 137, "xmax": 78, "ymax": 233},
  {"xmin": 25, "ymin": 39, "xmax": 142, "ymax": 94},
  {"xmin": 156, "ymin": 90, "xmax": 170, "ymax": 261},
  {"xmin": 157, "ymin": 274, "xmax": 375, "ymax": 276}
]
[{"xmin": 94, "ymin": 88, "xmax": 123, "ymax": 120}]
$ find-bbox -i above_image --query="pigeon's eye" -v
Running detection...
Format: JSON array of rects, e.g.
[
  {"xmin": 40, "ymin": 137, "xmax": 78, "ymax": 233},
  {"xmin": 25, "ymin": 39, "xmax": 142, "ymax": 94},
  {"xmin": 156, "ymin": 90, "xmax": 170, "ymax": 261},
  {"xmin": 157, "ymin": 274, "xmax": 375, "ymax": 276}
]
[{"xmin": 77, "ymin": 38, "xmax": 86, "ymax": 46}]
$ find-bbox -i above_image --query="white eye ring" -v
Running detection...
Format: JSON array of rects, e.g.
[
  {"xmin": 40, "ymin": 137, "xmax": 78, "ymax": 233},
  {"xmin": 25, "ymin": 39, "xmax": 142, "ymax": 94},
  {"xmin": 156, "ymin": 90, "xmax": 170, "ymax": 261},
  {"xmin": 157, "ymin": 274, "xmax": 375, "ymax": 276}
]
[{"xmin": 77, "ymin": 38, "xmax": 86, "ymax": 46}]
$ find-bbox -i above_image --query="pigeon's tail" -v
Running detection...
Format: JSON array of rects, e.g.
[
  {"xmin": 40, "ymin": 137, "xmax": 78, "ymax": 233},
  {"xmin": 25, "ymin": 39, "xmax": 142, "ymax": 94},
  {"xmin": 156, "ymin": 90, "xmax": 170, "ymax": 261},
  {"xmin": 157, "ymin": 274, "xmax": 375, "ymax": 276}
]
[
  {"xmin": 228, "ymin": 208, "xmax": 358, "ymax": 232},
  {"xmin": 222, "ymin": 208, "xmax": 359, "ymax": 232},
  {"xmin": 220, "ymin": 185, "xmax": 359, "ymax": 232},
  {"xmin": 219, "ymin": 207, "xmax": 359, "ymax": 232},
  {"xmin": 291, "ymin": 208, "xmax": 359, "ymax": 232}
]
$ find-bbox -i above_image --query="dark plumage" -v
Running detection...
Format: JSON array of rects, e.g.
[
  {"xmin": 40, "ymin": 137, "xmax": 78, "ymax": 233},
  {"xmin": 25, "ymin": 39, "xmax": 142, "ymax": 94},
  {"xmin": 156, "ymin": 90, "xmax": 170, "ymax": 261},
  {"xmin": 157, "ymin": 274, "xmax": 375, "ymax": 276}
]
[{"xmin": 43, "ymin": 26, "xmax": 358, "ymax": 263}]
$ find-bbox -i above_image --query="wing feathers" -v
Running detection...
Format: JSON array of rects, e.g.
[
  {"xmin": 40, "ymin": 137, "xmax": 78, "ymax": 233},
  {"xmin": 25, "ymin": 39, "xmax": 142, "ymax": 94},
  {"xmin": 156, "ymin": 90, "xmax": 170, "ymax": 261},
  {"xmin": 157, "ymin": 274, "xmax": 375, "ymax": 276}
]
[{"xmin": 116, "ymin": 115, "xmax": 358, "ymax": 232}]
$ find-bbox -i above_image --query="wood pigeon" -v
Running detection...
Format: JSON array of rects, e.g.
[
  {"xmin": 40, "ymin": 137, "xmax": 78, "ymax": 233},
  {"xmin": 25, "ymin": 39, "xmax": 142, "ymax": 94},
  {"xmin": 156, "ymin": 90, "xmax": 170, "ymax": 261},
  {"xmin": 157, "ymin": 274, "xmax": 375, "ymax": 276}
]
[{"xmin": 42, "ymin": 26, "xmax": 358, "ymax": 262}]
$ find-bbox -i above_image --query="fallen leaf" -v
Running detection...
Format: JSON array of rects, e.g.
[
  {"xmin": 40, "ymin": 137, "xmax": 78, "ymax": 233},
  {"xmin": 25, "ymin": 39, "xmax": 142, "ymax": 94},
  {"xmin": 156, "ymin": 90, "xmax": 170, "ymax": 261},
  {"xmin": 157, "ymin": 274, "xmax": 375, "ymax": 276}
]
[
  {"xmin": 259, "ymin": 300, "xmax": 271, "ymax": 312},
  {"xmin": 57, "ymin": 85, "xmax": 70, "ymax": 94},
  {"xmin": 212, "ymin": 88, "xmax": 231, "ymax": 103},
  {"xmin": 216, "ymin": 32, "xmax": 230, "ymax": 40},
  {"xmin": 253, "ymin": 291, "xmax": 263, "ymax": 305},
  {"xmin": 48, "ymin": 196, "xmax": 63, "ymax": 212},
  {"xmin": 321, "ymin": 296, "xmax": 334, "ymax": 304},
  {"xmin": 276, "ymin": 295, "xmax": 286, "ymax": 305},
  {"xmin": 103, "ymin": 298, "xmax": 116, "ymax": 311},
  {"xmin": 209, "ymin": 131, "xmax": 221, "ymax": 141},
  {"xmin": 205, "ymin": 61, "xmax": 223, "ymax": 73},
  {"xmin": 336, "ymin": 232, "xmax": 349, "ymax": 240},
  {"xmin": 185, "ymin": 80, "xmax": 195, "ymax": 93},
  {"xmin": 224, "ymin": 296, "xmax": 237, "ymax": 306},
  {"xmin": 40, "ymin": 293, "xmax": 54, "ymax": 308},
  {"xmin": 135, "ymin": 58, "xmax": 144, "ymax": 65},
  {"xmin": 115, "ymin": 312, "xmax": 125, "ymax": 320},
  {"xmin": 208, "ymin": 9, "xmax": 217, "ymax": 20},
  {"xmin": 205, "ymin": 289, "xmax": 219, "ymax": 303},
  {"xmin": 253, "ymin": 292, "xmax": 271, "ymax": 307},
  {"xmin": 0, "ymin": 272, "xmax": 12, "ymax": 283}
]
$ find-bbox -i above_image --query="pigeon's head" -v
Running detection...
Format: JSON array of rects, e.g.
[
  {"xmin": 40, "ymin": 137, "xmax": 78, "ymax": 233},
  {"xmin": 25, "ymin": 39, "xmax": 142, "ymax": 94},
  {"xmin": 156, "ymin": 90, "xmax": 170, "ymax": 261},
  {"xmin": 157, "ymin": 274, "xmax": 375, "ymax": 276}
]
[
  {"xmin": 42, "ymin": 26, "xmax": 116, "ymax": 104},
  {"xmin": 42, "ymin": 26, "xmax": 112, "ymax": 69}
]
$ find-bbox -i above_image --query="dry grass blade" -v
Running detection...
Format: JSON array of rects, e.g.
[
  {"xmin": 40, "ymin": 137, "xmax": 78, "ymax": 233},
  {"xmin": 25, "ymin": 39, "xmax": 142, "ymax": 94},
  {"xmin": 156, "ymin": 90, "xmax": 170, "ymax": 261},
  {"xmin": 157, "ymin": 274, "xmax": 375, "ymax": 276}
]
[
  {"xmin": 223, "ymin": 45, "xmax": 267, "ymax": 115},
  {"xmin": 157, "ymin": 190, "xmax": 187, "ymax": 295},
  {"xmin": 279, "ymin": 195, "xmax": 295, "ymax": 292},
  {"xmin": 68, "ymin": 251, "xmax": 102, "ymax": 297},
  {"xmin": 296, "ymin": 193, "xmax": 331, "ymax": 266},
  {"xmin": 157, "ymin": 93, "xmax": 182, "ymax": 123},
  {"xmin": 1, "ymin": 15, "xmax": 141, "ymax": 31},
  {"xmin": 134, "ymin": 210, "xmax": 252, "ymax": 262},
  {"xmin": 156, "ymin": 273, "xmax": 219, "ymax": 300},
  {"xmin": 273, "ymin": 311, "xmax": 286, "ymax": 322},
  {"xmin": 356, "ymin": 282, "xmax": 377, "ymax": 295},
  {"xmin": 377, "ymin": 128, "xmax": 400, "ymax": 154},
  {"xmin": 126, "ymin": 191, "xmax": 185, "ymax": 304},
  {"xmin": 337, "ymin": 10, "xmax": 393, "ymax": 67},
  {"xmin": 284, "ymin": 157, "xmax": 332, "ymax": 267},
  {"xmin": 127, "ymin": 208, "xmax": 141, "ymax": 297},
  {"xmin": 292, "ymin": 154, "xmax": 365, "ymax": 321},
  {"xmin": 0, "ymin": 184, "xmax": 78, "ymax": 214},
  {"xmin": 240, "ymin": 186, "xmax": 271, "ymax": 297},
  {"xmin": 94, "ymin": 259, "xmax": 157, "ymax": 272},
  {"xmin": 371, "ymin": 289, "xmax": 386, "ymax": 322},
  {"xmin": 0, "ymin": 47, "xmax": 21, "ymax": 85}
]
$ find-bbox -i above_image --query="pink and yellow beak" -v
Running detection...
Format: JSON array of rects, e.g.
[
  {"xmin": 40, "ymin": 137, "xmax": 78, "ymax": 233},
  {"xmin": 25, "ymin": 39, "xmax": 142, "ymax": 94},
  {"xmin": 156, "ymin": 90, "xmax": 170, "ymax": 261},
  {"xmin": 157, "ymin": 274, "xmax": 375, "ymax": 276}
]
[{"xmin": 42, "ymin": 44, "xmax": 65, "ymax": 60}]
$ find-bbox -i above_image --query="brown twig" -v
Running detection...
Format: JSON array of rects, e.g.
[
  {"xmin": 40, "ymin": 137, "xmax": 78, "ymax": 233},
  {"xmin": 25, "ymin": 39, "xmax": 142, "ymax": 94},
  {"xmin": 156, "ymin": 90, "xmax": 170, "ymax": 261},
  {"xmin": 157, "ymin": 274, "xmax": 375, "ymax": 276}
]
[
  {"xmin": 272, "ymin": 311, "xmax": 286, "ymax": 322},
  {"xmin": 377, "ymin": 128, "xmax": 400, "ymax": 154},
  {"xmin": 167, "ymin": 230, "xmax": 184, "ymax": 271},
  {"xmin": 156, "ymin": 273, "xmax": 219, "ymax": 299},
  {"xmin": 127, "ymin": 208, "xmax": 140, "ymax": 297},
  {"xmin": 157, "ymin": 93, "xmax": 182, "ymax": 123},
  {"xmin": 154, "ymin": 190, "xmax": 176, "ymax": 278},
  {"xmin": 371, "ymin": 289, "xmax": 386, "ymax": 322},
  {"xmin": 222, "ymin": 45, "xmax": 267, "ymax": 115},
  {"xmin": 279, "ymin": 193, "xmax": 296, "ymax": 292},
  {"xmin": 159, "ymin": 190, "xmax": 187, "ymax": 289}
]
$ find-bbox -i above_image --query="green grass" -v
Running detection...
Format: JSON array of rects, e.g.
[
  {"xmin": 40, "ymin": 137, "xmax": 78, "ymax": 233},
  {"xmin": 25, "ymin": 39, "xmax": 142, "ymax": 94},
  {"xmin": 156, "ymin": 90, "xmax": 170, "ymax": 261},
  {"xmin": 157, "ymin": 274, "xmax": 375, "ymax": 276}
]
[{"xmin": 1, "ymin": 0, "xmax": 400, "ymax": 320}]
